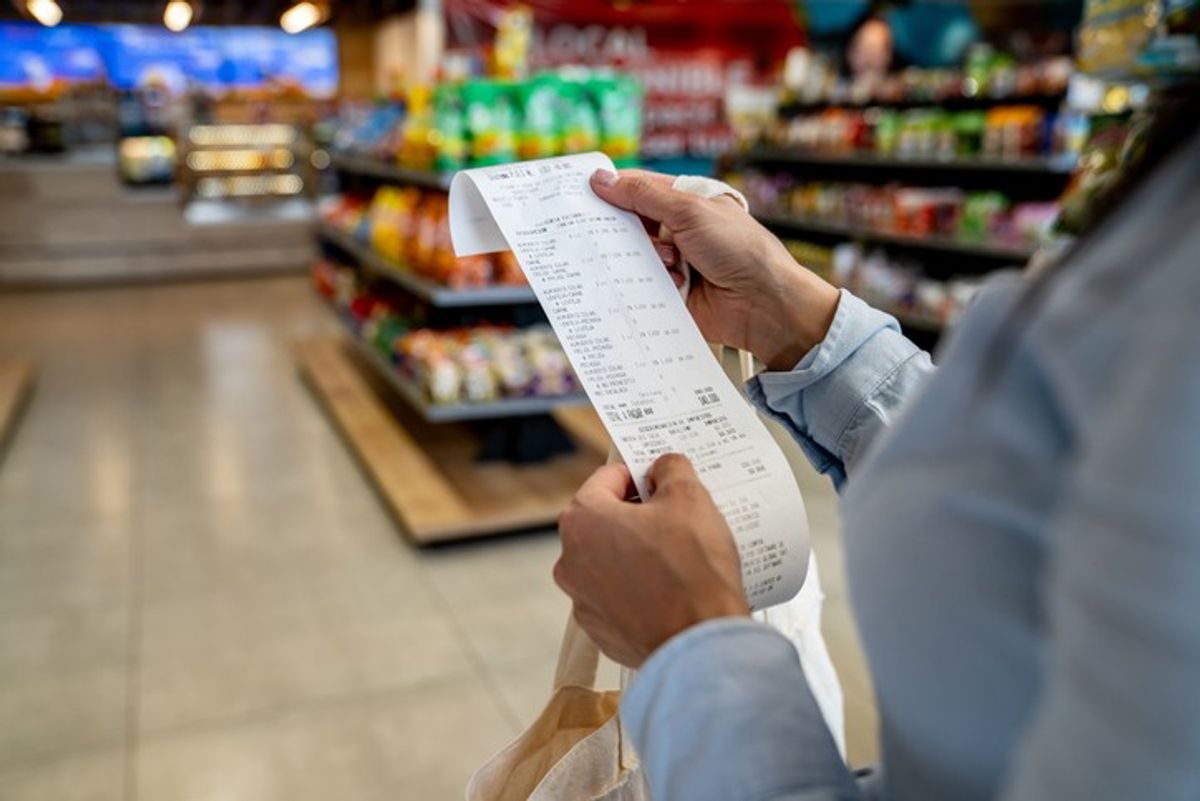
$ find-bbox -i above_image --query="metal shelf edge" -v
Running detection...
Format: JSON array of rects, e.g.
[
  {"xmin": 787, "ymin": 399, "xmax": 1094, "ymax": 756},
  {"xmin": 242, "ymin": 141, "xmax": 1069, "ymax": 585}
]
[
  {"xmin": 756, "ymin": 213, "xmax": 1036, "ymax": 262},
  {"xmin": 739, "ymin": 147, "xmax": 1077, "ymax": 175},
  {"xmin": 315, "ymin": 222, "xmax": 539, "ymax": 306},
  {"xmin": 330, "ymin": 153, "xmax": 453, "ymax": 191}
]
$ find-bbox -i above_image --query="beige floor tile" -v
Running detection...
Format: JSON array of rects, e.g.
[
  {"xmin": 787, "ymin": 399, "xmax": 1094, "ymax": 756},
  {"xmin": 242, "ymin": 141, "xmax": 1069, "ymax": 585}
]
[
  {"xmin": 0, "ymin": 661, "xmax": 127, "ymax": 764},
  {"xmin": 0, "ymin": 517, "xmax": 131, "ymax": 617},
  {"xmin": 136, "ymin": 674, "xmax": 516, "ymax": 801},
  {"xmin": 137, "ymin": 566, "xmax": 474, "ymax": 736},
  {"xmin": 0, "ymin": 748, "xmax": 125, "ymax": 801},
  {"xmin": 0, "ymin": 601, "xmax": 128, "ymax": 764},
  {"xmin": 420, "ymin": 531, "xmax": 564, "ymax": 610}
]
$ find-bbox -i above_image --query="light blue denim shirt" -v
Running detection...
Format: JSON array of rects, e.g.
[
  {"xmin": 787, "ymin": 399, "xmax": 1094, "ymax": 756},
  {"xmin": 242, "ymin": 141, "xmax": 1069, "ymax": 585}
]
[{"xmin": 621, "ymin": 132, "xmax": 1200, "ymax": 800}]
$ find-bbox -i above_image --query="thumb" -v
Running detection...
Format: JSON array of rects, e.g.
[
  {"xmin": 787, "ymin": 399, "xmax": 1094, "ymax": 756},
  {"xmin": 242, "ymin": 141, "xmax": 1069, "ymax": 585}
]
[
  {"xmin": 590, "ymin": 169, "xmax": 703, "ymax": 233},
  {"xmin": 646, "ymin": 453, "xmax": 702, "ymax": 498}
]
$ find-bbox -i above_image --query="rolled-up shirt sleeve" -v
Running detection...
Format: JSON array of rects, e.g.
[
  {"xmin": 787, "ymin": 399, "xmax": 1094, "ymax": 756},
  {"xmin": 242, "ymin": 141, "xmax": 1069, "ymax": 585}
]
[
  {"xmin": 622, "ymin": 618, "xmax": 865, "ymax": 801},
  {"xmin": 743, "ymin": 290, "xmax": 934, "ymax": 489}
]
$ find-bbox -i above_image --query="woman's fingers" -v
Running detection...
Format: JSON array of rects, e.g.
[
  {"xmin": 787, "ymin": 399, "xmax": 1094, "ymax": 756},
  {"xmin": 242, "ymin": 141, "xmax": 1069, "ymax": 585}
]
[
  {"xmin": 653, "ymin": 240, "xmax": 679, "ymax": 267},
  {"xmin": 590, "ymin": 169, "xmax": 704, "ymax": 232},
  {"xmin": 574, "ymin": 462, "xmax": 636, "ymax": 504},
  {"xmin": 645, "ymin": 452, "xmax": 703, "ymax": 499}
]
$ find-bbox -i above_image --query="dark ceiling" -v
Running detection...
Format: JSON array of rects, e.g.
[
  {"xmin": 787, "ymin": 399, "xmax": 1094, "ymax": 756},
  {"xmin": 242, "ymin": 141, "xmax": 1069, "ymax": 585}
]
[{"xmin": 0, "ymin": 0, "xmax": 417, "ymax": 26}]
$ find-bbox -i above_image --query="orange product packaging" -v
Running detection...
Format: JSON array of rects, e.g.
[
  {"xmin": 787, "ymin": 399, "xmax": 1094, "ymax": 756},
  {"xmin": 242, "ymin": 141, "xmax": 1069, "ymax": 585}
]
[
  {"xmin": 432, "ymin": 210, "xmax": 493, "ymax": 289},
  {"xmin": 493, "ymin": 250, "xmax": 527, "ymax": 285},
  {"xmin": 410, "ymin": 194, "xmax": 446, "ymax": 276}
]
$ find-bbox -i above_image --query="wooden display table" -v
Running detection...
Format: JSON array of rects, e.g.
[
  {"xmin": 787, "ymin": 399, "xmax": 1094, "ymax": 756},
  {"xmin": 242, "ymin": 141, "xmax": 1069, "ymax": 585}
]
[
  {"xmin": 297, "ymin": 338, "xmax": 608, "ymax": 544},
  {"xmin": 0, "ymin": 360, "xmax": 35, "ymax": 456}
]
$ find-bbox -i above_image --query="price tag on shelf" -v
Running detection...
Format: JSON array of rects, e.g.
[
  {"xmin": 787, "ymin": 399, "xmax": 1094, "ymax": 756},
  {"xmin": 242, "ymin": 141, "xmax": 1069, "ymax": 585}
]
[{"xmin": 449, "ymin": 152, "xmax": 809, "ymax": 610}]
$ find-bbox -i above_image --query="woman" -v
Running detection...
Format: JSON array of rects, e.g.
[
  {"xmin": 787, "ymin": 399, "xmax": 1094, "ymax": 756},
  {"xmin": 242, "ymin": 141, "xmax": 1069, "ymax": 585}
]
[{"xmin": 552, "ymin": 91, "xmax": 1200, "ymax": 801}]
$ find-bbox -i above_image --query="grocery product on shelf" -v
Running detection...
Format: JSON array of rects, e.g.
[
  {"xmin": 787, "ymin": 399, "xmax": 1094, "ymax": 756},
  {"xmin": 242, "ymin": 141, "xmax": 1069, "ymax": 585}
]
[
  {"xmin": 398, "ymin": 326, "xmax": 577, "ymax": 404},
  {"xmin": 728, "ymin": 170, "xmax": 1060, "ymax": 252},
  {"xmin": 319, "ymin": 190, "xmax": 528, "ymax": 290},
  {"xmin": 332, "ymin": 72, "xmax": 644, "ymax": 173},
  {"xmin": 782, "ymin": 239, "xmax": 982, "ymax": 330},
  {"xmin": 770, "ymin": 103, "xmax": 1071, "ymax": 161},
  {"xmin": 312, "ymin": 258, "xmax": 577, "ymax": 405},
  {"xmin": 1077, "ymin": 0, "xmax": 1200, "ymax": 77},
  {"xmin": 463, "ymin": 79, "xmax": 519, "ymax": 167},
  {"xmin": 781, "ymin": 48, "xmax": 1072, "ymax": 109}
]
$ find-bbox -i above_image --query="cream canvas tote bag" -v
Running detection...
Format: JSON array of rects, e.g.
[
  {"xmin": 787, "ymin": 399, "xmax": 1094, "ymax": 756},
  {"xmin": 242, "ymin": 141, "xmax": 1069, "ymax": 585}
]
[{"xmin": 465, "ymin": 613, "xmax": 649, "ymax": 801}]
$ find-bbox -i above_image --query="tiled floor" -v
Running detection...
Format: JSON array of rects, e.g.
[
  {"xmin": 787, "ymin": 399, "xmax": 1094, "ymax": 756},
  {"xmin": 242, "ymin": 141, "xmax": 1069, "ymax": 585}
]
[{"xmin": 0, "ymin": 276, "xmax": 877, "ymax": 800}]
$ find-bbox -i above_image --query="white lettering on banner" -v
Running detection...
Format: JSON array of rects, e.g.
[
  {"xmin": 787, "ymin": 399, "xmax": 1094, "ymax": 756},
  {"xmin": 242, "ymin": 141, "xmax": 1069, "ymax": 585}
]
[
  {"xmin": 533, "ymin": 24, "xmax": 650, "ymax": 64},
  {"xmin": 448, "ymin": 152, "xmax": 810, "ymax": 610}
]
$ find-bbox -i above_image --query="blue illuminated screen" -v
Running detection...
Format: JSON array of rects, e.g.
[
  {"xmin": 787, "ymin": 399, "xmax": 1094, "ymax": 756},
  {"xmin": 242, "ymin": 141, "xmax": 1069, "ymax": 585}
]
[{"xmin": 0, "ymin": 22, "xmax": 338, "ymax": 96}]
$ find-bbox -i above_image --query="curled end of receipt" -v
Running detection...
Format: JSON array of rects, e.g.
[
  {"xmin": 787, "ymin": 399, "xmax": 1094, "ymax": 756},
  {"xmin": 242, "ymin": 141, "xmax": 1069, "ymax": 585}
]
[{"xmin": 449, "ymin": 171, "xmax": 512, "ymax": 257}]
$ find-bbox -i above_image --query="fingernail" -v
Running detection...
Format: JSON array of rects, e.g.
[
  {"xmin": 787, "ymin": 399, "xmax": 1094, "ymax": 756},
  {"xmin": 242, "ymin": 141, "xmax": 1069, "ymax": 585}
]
[
  {"xmin": 655, "ymin": 243, "xmax": 677, "ymax": 266},
  {"xmin": 591, "ymin": 169, "xmax": 618, "ymax": 187}
]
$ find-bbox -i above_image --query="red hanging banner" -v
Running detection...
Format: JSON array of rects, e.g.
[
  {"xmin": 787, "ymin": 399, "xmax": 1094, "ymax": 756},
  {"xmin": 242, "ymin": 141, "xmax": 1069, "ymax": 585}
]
[{"xmin": 444, "ymin": 0, "xmax": 807, "ymax": 160}]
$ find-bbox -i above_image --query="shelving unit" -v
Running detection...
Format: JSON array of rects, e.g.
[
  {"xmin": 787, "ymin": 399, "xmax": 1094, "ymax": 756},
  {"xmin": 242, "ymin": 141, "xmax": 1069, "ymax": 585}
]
[
  {"xmin": 180, "ymin": 123, "xmax": 311, "ymax": 202},
  {"xmin": 777, "ymin": 91, "xmax": 1067, "ymax": 115},
  {"xmin": 754, "ymin": 212, "xmax": 1036, "ymax": 265},
  {"xmin": 301, "ymin": 153, "xmax": 605, "ymax": 543},
  {"xmin": 737, "ymin": 146, "xmax": 1077, "ymax": 176},
  {"xmin": 316, "ymin": 221, "xmax": 538, "ymax": 306},
  {"xmin": 338, "ymin": 319, "xmax": 588, "ymax": 423},
  {"xmin": 726, "ymin": 132, "xmax": 1078, "ymax": 342},
  {"xmin": 329, "ymin": 152, "xmax": 452, "ymax": 192}
]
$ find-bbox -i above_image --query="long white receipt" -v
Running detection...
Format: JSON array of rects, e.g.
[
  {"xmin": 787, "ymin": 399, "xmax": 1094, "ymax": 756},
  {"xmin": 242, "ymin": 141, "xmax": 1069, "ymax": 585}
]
[{"xmin": 449, "ymin": 152, "xmax": 808, "ymax": 609}]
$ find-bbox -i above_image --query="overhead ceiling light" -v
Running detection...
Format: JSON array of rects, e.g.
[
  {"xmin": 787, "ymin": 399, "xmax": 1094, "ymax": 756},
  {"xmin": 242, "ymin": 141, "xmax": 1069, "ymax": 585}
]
[
  {"xmin": 26, "ymin": 0, "xmax": 63, "ymax": 27},
  {"xmin": 280, "ymin": 1, "xmax": 325, "ymax": 34},
  {"xmin": 163, "ymin": 0, "xmax": 193, "ymax": 32}
]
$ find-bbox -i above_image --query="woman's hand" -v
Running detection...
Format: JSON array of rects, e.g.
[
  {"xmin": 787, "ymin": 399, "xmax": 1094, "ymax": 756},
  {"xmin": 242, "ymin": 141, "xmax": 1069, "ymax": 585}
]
[
  {"xmin": 590, "ymin": 169, "xmax": 841, "ymax": 371},
  {"xmin": 554, "ymin": 453, "xmax": 751, "ymax": 668}
]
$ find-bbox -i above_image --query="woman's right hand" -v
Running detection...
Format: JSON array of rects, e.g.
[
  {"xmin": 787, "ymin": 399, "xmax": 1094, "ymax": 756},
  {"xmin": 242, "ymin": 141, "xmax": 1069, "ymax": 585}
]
[{"xmin": 590, "ymin": 169, "xmax": 841, "ymax": 371}]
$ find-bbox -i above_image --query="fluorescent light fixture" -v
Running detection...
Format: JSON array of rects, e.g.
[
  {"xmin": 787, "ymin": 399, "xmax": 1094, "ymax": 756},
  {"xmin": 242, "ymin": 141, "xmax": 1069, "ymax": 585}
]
[
  {"xmin": 163, "ymin": 0, "xmax": 193, "ymax": 32},
  {"xmin": 280, "ymin": 1, "xmax": 324, "ymax": 34},
  {"xmin": 27, "ymin": 0, "xmax": 63, "ymax": 27}
]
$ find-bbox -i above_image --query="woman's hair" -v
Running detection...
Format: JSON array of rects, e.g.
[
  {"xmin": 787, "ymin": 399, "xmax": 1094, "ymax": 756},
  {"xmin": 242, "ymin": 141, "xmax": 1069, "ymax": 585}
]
[{"xmin": 978, "ymin": 82, "xmax": 1200, "ymax": 390}]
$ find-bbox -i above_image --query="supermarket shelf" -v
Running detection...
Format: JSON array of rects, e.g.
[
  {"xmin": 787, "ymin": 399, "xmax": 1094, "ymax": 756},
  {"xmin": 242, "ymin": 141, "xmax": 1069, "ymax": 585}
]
[
  {"xmin": 778, "ymin": 91, "xmax": 1066, "ymax": 114},
  {"xmin": 296, "ymin": 337, "xmax": 607, "ymax": 543},
  {"xmin": 0, "ymin": 360, "xmax": 36, "ymax": 459},
  {"xmin": 345, "ymin": 332, "xmax": 589, "ymax": 422},
  {"xmin": 331, "ymin": 152, "xmax": 452, "ymax": 191},
  {"xmin": 316, "ymin": 222, "xmax": 538, "ymax": 307},
  {"xmin": 755, "ymin": 212, "xmax": 1037, "ymax": 263},
  {"xmin": 738, "ymin": 146, "xmax": 1078, "ymax": 176}
]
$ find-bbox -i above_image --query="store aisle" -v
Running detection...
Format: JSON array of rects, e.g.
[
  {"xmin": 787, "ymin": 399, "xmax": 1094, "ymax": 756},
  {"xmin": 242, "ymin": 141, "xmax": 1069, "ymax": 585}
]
[{"xmin": 0, "ymin": 276, "xmax": 874, "ymax": 800}]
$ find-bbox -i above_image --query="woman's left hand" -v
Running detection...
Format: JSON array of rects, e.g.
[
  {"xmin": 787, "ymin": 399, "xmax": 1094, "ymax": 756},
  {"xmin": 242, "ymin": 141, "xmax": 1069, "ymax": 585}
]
[{"xmin": 554, "ymin": 453, "xmax": 751, "ymax": 668}]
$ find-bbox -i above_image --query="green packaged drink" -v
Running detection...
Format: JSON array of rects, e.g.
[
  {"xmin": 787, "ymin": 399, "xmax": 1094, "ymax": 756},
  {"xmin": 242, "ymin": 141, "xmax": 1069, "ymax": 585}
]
[
  {"xmin": 516, "ymin": 74, "xmax": 562, "ymax": 161},
  {"xmin": 590, "ymin": 75, "xmax": 643, "ymax": 167},
  {"xmin": 463, "ymin": 79, "xmax": 517, "ymax": 166},
  {"xmin": 432, "ymin": 84, "xmax": 466, "ymax": 173},
  {"xmin": 559, "ymin": 80, "xmax": 600, "ymax": 155}
]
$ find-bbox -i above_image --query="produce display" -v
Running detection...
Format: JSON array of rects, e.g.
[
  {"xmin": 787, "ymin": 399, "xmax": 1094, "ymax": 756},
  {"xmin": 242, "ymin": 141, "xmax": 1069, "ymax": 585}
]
[
  {"xmin": 728, "ymin": 171, "xmax": 1061, "ymax": 252},
  {"xmin": 319, "ymin": 190, "xmax": 527, "ymax": 290},
  {"xmin": 782, "ymin": 239, "xmax": 983, "ymax": 329},
  {"xmin": 334, "ymin": 72, "xmax": 643, "ymax": 173},
  {"xmin": 312, "ymin": 258, "xmax": 578, "ymax": 405}
]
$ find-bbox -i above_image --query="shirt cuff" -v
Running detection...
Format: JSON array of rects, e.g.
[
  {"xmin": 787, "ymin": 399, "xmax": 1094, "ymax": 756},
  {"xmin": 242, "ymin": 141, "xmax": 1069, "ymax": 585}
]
[
  {"xmin": 622, "ymin": 617, "xmax": 858, "ymax": 801},
  {"xmin": 744, "ymin": 289, "xmax": 927, "ymax": 488}
]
